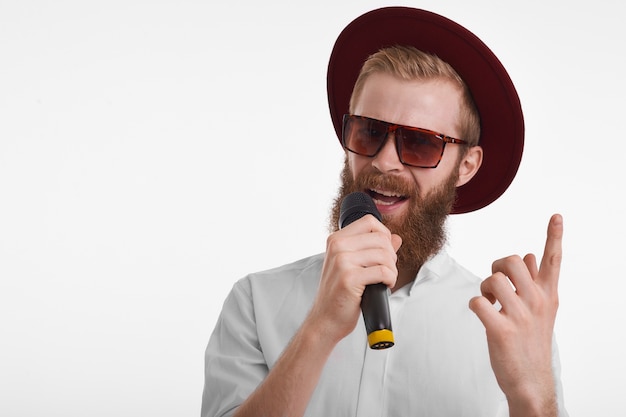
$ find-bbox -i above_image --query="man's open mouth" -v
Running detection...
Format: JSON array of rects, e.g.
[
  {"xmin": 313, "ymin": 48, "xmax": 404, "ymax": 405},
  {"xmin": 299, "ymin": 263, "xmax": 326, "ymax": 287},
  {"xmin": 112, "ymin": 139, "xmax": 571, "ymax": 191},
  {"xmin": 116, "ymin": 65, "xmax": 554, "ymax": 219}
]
[{"xmin": 367, "ymin": 188, "xmax": 409, "ymax": 206}]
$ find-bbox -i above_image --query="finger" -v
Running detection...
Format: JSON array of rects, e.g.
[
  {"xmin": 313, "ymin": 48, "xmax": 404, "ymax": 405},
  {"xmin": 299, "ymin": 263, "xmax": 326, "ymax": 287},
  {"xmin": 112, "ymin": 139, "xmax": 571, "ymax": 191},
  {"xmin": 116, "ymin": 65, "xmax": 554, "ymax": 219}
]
[
  {"xmin": 359, "ymin": 263, "xmax": 398, "ymax": 288},
  {"xmin": 391, "ymin": 234, "xmax": 402, "ymax": 253},
  {"xmin": 479, "ymin": 272, "xmax": 520, "ymax": 312},
  {"xmin": 327, "ymin": 227, "xmax": 396, "ymax": 257},
  {"xmin": 345, "ymin": 246, "xmax": 397, "ymax": 269},
  {"xmin": 523, "ymin": 253, "xmax": 538, "ymax": 278},
  {"xmin": 345, "ymin": 232, "xmax": 398, "ymax": 254},
  {"xmin": 491, "ymin": 255, "xmax": 534, "ymax": 299},
  {"xmin": 537, "ymin": 214, "xmax": 564, "ymax": 291},
  {"xmin": 469, "ymin": 295, "xmax": 504, "ymax": 330},
  {"xmin": 324, "ymin": 252, "xmax": 398, "ymax": 294},
  {"xmin": 340, "ymin": 214, "xmax": 391, "ymax": 237}
]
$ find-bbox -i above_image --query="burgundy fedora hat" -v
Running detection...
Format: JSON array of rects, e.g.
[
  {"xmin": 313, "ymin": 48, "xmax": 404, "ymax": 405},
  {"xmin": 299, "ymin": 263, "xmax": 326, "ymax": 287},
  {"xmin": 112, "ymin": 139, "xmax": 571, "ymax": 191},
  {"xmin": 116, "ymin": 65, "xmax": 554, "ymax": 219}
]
[{"xmin": 327, "ymin": 7, "xmax": 524, "ymax": 214}]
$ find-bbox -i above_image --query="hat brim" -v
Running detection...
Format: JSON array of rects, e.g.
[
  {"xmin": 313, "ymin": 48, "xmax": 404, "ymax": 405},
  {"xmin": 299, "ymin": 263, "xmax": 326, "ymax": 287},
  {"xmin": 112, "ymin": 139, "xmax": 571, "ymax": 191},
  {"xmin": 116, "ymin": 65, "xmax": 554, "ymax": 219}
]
[{"xmin": 327, "ymin": 7, "xmax": 524, "ymax": 214}]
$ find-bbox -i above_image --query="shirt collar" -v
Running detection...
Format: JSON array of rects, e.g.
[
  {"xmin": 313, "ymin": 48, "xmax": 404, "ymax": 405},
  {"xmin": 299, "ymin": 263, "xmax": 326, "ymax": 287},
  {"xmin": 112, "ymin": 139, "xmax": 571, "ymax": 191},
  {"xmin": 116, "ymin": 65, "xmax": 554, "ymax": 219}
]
[{"xmin": 407, "ymin": 249, "xmax": 451, "ymax": 296}]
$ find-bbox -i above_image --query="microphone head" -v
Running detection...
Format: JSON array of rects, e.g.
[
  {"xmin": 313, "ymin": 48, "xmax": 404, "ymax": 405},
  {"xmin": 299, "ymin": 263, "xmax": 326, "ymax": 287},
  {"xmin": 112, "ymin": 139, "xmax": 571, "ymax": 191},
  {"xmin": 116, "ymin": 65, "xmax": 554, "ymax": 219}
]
[{"xmin": 339, "ymin": 192, "xmax": 382, "ymax": 229}]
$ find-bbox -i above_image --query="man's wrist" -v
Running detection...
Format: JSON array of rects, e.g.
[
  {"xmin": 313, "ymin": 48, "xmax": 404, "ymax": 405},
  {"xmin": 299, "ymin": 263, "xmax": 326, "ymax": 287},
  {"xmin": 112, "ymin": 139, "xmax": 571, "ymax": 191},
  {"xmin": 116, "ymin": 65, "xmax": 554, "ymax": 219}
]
[{"xmin": 506, "ymin": 384, "xmax": 557, "ymax": 417}]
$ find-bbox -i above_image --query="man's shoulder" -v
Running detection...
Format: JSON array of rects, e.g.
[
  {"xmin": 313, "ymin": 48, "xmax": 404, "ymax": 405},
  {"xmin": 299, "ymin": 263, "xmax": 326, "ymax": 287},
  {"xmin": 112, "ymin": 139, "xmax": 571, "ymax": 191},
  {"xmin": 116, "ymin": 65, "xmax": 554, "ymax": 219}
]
[
  {"xmin": 233, "ymin": 253, "xmax": 325, "ymax": 296},
  {"xmin": 249, "ymin": 253, "xmax": 325, "ymax": 279}
]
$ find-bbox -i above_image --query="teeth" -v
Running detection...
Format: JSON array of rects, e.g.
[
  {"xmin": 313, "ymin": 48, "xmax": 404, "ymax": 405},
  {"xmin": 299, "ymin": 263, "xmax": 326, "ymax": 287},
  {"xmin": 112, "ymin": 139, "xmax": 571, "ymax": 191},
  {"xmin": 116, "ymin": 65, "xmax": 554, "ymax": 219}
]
[
  {"xmin": 374, "ymin": 199, "xmax": 395, "ymax": 206},
  {"xmin": 370, "ymin": 189, "xmax": 405, "ymax": 206},
  {"xmin": 371, "ymin": 188, "xmax": 403, "ymax": 198}
]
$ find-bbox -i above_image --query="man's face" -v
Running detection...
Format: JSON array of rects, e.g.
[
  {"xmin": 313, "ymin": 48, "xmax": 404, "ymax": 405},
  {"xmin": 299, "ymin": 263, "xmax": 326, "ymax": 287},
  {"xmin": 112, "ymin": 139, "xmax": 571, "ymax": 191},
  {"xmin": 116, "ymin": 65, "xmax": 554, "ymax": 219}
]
[
  {"xmin": 348, "ymin": 73, "xmax": 466, "ymax": 219},
  {"xmin": 330, "ymin": 73, "xmax": 468, "ymax": 271}
]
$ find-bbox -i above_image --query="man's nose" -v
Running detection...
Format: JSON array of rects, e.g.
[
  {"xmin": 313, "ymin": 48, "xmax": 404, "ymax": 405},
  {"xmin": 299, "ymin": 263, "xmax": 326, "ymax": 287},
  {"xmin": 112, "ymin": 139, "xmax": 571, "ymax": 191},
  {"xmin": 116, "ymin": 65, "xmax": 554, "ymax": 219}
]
[{"xmin": 372, "ymin": 134, "xmax": 404, "ymax": 173}]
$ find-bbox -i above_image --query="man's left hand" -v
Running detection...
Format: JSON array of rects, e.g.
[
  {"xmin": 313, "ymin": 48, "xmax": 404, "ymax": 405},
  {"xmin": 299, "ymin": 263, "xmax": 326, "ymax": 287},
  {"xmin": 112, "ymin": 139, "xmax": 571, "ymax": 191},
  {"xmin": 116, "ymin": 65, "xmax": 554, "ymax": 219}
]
[{"xmin": 469, "ymin": 214, "xmax": 563, "ymax": 417}]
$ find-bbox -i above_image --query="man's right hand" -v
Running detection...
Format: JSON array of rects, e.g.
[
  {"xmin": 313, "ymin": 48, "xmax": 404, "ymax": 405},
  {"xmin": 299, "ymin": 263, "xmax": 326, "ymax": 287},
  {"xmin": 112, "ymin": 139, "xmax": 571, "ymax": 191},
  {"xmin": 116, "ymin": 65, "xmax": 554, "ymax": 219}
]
[
  {"xmin": 307, "ymin": 214, "xmax": 402, "ymax": 345},
  {"xmin": 233, "ymin": 214, "xmax": 402, "ymax": 417}
]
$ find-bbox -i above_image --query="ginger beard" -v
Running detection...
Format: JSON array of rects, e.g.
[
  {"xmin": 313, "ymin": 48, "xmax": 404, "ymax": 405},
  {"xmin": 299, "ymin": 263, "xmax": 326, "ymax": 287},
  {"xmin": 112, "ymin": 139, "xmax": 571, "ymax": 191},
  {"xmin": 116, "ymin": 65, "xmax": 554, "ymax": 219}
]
[{"xmin": 330, "ymin": 157, "xmax": 459, "ymax": 272}]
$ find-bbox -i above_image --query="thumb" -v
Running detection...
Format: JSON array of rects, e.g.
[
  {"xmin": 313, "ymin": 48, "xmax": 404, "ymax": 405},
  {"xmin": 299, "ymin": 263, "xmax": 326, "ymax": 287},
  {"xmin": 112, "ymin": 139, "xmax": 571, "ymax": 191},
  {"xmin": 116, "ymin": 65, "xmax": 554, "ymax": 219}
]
[{"xmin": 391, "ymin": 234, "xmax": 402, "ymax": 253}]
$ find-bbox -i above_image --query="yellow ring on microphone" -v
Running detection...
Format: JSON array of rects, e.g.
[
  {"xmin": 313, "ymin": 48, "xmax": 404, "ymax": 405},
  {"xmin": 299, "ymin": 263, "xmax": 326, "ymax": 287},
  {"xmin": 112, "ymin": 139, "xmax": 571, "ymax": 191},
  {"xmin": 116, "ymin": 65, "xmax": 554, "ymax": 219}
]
[{"xmin": 368, "ymin": 329, "xmax": 394, "ymax": 350}]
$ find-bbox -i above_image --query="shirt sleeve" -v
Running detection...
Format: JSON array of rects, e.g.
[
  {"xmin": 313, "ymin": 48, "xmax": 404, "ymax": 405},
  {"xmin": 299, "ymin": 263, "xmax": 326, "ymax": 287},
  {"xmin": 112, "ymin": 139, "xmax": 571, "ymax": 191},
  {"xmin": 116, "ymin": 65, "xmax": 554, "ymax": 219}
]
[
  {"xmin": 201, "ymin": 278, "xmax": 267, "ymax": 417},
  {"xmin": 553, "ymin": 334, "xmax": 569, "ymax": 417}
]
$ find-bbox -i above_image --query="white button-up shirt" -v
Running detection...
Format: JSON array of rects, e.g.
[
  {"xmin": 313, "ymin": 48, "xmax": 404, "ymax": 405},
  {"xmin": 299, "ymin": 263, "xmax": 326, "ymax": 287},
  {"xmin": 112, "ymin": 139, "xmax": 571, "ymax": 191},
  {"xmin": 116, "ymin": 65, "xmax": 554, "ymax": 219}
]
[{"xmin": 202, "ymin": 251, "xmax": 567, "ymax": 417}]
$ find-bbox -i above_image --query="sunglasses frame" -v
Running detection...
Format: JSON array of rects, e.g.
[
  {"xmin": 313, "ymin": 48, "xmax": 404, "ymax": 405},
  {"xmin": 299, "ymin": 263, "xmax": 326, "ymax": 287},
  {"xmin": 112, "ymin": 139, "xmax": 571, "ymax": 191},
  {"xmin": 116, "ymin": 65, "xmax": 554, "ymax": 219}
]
[{"xmin": 342, "ymin": 114, "xmax": 468, "ymax": 168}]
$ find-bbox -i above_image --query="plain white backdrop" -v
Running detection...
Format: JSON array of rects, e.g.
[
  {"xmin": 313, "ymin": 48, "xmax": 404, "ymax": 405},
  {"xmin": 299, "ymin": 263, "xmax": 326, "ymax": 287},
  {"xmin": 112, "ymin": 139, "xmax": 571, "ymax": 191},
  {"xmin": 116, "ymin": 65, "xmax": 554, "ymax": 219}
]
[{"xmin": 1, "ymin": 0, "xmax": 624, "ymax": 416}]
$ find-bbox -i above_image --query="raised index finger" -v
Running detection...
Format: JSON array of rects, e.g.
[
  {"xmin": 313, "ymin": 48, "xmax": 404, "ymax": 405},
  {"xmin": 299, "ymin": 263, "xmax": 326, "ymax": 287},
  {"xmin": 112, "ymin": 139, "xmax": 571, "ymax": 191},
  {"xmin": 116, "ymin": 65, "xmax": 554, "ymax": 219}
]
[{"xmin": 537, "ymin": 213, "xmax": 564, "ymax": 291}]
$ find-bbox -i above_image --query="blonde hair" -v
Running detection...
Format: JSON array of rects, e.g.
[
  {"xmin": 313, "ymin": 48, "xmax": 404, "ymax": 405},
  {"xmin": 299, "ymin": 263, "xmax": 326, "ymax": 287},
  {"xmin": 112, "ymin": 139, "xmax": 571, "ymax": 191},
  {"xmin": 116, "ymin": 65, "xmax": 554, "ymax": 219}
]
[{"xmin": 349, "ymin": 45, "xmax": 481, "ymax": 147}]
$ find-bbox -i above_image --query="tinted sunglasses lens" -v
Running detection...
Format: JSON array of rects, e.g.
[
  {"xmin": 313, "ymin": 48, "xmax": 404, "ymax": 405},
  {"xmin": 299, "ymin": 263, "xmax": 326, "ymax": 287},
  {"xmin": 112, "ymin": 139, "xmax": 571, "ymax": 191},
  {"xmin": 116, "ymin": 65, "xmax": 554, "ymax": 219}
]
[
  {"xmin": 398, "ymin": 129, "xmax": 444, "ymax": 167},
  {"xmin": 343, "ymin": 116, "xmax": 387, "ymax": 156}
]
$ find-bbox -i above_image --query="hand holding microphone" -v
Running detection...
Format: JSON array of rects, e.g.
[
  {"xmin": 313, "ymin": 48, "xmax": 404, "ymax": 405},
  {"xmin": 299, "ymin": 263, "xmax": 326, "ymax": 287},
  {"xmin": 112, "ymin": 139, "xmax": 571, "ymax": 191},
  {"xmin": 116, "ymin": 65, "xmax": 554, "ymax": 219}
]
[
  {"xmin": 309, "ymin": 191, "xmax": 400, "ymax": 350},
  {"xmin": 339, "ymin": 192, "xmax": 397, "ymax": 349}
]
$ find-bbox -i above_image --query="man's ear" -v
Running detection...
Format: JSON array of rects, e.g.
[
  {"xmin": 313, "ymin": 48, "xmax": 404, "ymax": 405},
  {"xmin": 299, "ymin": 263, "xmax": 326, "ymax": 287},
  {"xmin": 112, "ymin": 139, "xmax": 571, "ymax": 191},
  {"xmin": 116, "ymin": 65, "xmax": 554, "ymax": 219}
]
[{"xmin": 456, "ymin": 146, "xmax": 483, "ymax": 187}]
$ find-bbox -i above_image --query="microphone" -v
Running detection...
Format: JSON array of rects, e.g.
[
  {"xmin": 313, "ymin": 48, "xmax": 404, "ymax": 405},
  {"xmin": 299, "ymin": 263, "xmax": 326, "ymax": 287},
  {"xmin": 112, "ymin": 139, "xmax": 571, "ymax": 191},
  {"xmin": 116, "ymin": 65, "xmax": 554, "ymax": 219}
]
[{"xmin": 339, "ymin": 191, "xmax": 394, "ymax": 350}]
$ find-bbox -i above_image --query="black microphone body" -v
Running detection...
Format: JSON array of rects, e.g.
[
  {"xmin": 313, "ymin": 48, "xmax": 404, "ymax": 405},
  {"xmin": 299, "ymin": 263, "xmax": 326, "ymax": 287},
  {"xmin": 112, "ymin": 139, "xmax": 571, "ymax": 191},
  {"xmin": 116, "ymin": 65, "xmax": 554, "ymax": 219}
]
[{"xmin": 339, "ymin": 192, "xmax": 394, "ymax": 350}]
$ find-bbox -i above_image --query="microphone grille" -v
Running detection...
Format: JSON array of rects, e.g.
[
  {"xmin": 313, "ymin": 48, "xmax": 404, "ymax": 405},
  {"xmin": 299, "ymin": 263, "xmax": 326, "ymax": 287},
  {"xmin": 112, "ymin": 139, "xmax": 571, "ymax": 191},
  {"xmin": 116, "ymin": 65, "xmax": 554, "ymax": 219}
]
[{"xmin": 339, "ymin": 192, "xmax": 382, "ymax": 229}]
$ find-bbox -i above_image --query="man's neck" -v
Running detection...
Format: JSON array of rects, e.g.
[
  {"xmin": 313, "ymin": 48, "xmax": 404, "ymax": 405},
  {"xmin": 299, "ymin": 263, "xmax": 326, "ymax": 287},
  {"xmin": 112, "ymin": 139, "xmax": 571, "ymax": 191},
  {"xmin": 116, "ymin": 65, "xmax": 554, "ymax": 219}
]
[{"xmin": 392, "ymin": 266, "xmax": 421, "ymax": 293}]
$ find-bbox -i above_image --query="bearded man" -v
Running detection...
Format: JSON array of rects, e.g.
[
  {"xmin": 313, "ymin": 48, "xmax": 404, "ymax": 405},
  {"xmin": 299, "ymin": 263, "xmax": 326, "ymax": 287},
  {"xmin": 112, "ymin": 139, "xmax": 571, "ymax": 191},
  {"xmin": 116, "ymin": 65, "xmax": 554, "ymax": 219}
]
[{"xmin": 202, "ymin": 7, "xmax": 567, "ymax": 417}]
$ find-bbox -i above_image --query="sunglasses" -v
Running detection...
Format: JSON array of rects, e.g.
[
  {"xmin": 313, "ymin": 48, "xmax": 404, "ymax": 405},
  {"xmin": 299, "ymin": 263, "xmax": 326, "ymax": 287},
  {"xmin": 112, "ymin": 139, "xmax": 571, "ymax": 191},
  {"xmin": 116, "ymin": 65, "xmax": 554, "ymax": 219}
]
[{"xmin": 342, "ymin": 114, "xmax": 468, "ymax": 168}]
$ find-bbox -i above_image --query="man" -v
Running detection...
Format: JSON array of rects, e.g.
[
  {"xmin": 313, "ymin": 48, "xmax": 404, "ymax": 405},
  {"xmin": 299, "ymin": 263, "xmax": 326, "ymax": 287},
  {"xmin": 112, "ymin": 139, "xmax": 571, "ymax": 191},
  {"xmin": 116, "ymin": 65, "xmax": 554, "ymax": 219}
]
[{"xmin": 202, "ymin": 7, "xmax": 566, "ymax": 417}]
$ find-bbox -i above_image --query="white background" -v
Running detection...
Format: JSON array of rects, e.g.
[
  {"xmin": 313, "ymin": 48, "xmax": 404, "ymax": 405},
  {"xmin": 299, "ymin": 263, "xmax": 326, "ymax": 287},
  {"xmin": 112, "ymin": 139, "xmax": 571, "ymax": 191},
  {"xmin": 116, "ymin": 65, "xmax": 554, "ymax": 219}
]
[{"xmin": 1, "ymin": 0, "xmax": 624, "ymax": 416}]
